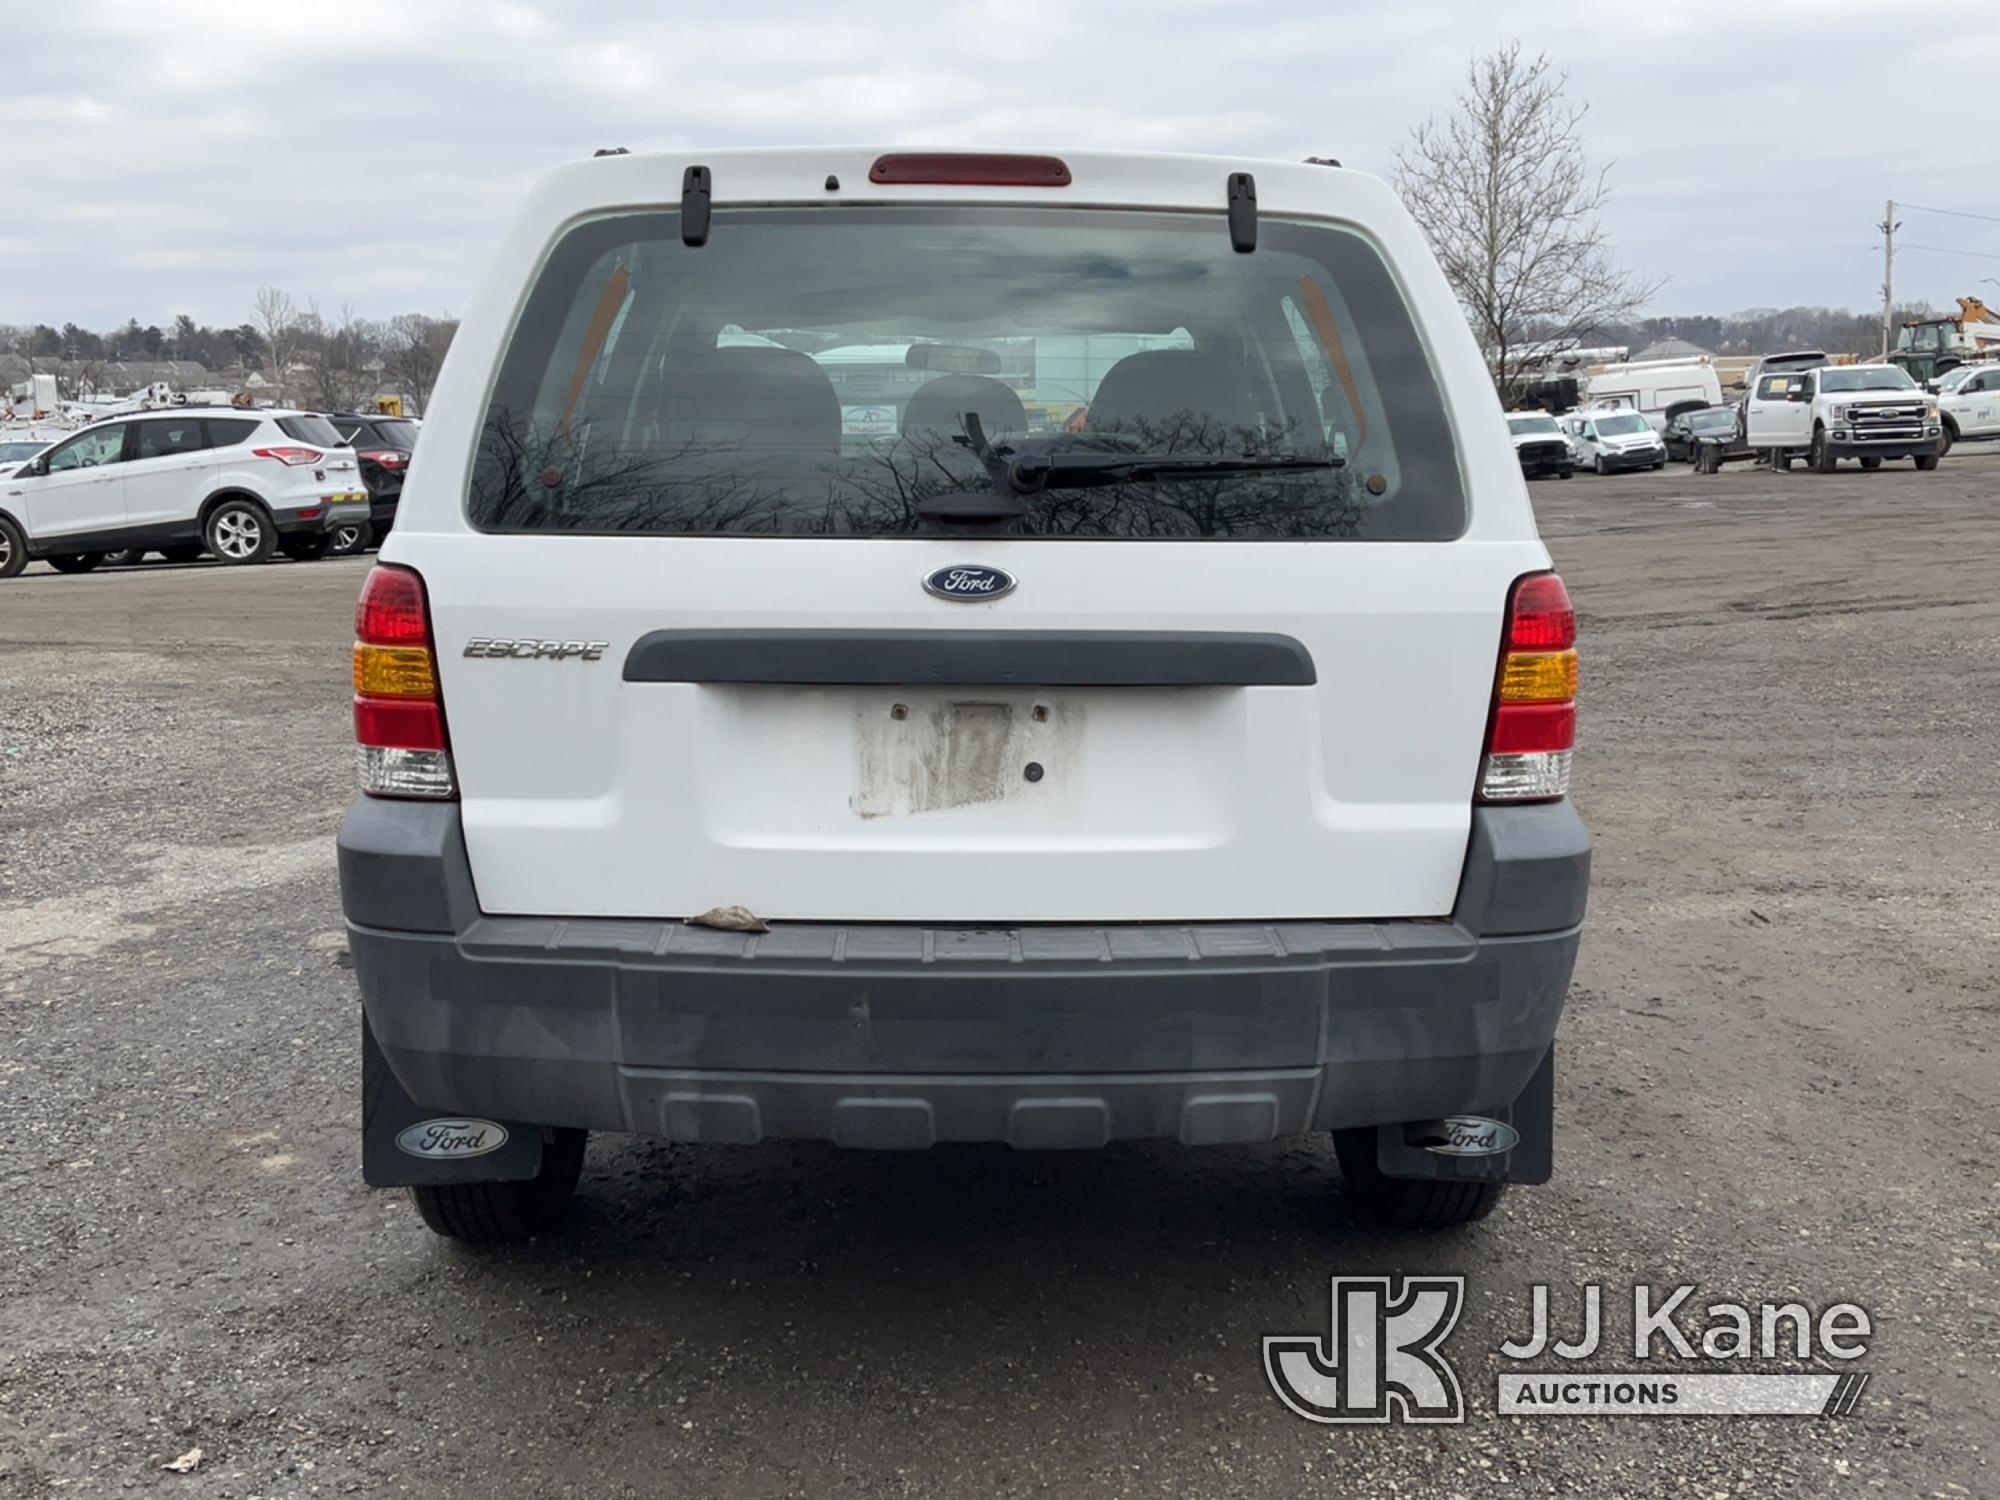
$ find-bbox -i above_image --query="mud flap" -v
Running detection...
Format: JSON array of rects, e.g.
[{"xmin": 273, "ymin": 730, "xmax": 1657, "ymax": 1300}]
[
  {"xmin": 362, "ymin": 1016, "xmax": 545, "ymax": 1187},
  {"xmin": 1366, "ymin": 1045, "xmax": 1555, "ymax": 1187}
]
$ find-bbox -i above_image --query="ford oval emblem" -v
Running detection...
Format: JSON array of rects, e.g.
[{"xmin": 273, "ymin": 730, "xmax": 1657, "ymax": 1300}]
[
  {"xmin": 395, "ymin": 1118, "xmax": 509, "ymax": 1160},
  {"xmin": 923, "ymin": 564, "xmax": 1016, "ymax": 602},
  {"xmin": 1419, "ymin": 1115, "xmax": 1520, "ymax": 1158}
]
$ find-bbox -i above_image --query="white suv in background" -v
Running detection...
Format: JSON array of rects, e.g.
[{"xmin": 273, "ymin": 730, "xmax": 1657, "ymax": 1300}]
[
  {"xmin": 340, "ymin": 147, "xmax": 1589, "ymax": 1242},
  {"xmin": 0, "ymin": 408, "xmax": 370, "ymax": 579}
]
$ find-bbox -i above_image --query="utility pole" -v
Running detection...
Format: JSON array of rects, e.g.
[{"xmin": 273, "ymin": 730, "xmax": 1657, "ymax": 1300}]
[{"xmin": 1879, "ymin": 199, "xmax": 1901, "ymax": 358}]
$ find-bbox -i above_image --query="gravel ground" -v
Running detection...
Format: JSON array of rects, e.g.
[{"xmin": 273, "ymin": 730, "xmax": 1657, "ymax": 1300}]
[{"xmin": 2, "ymin": 453, "xmax": 1996, "ymax": 1498}]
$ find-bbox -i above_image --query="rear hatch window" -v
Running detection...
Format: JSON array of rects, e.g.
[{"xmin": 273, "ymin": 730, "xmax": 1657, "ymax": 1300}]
[
  {"xmin": 369, "ymin": 419, "xmax": 420, "ymax": 449},
  {"xmin": 278, "ymin": 414, "xmax": 346, "ymax": 446},
  {"xmin": 470, "ymin": 208, "xmax": 1465, "ymax": 540}
]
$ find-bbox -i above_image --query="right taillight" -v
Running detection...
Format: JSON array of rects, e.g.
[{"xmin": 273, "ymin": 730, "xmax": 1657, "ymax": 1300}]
[
  {"xmin": 1479, "ymin": 572, "xmax": 1577, "ymax": 803},
  {"xmin": 353, "ymin": 564, "xmax": 456, "ymax": 799}
]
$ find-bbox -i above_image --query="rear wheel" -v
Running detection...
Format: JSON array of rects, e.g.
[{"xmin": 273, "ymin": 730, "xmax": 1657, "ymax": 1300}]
[
  {"xmin": 0, "ymin": 516, "xmax": 26, "ymax": 579},
  {"xmin": 1915, "ymin": 453, "xmax": 1940, "ymax": 471},
  {"xmin": 329, "ymin": 521, "xmax": 369, "ymax": 556},
  {"xmin": 1556, "ymin": 466, "xmax": 1572, "ymax": 480},
  {"xmin": 1810, "ymin": 427, "xmax": 1837, "ymax": 473},
  {"xmin": 103, "ymin": 548, "xmax": 147, "ymax": 567},
  {"xmin": 47, "ymin": 552, "xmax": 104, "ymax": 574},
  {"xmin": 159, "ymin": 545, "xmax": 204, "ymax": 564},
  {"xmin": 409, "ymin": 1129, "xmax": 588, "ymax": 1243},
  {"xmin": 279, "ymin": 533, "xmax": 333, "ymax": 562},
  {"xmin": 1334, "ymin": 1129, "xmax": 1507, "ymax": 1230},
  {"xmin": 205, "ymin": 500, "xmax": 274, "ymax": 565},
  {"xmin": 1860, "ymin": 456, "xmax": 1882, "ymax": 470}
]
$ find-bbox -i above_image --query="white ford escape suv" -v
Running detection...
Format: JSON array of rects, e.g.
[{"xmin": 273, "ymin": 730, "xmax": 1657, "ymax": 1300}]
[
  {"xmin": 338, "ymin": 148, "xmax": 1590, "ymax": 1241},
  {"xmin": 0, "ymin": 408, "xmax": 370, "ymax": 578}
]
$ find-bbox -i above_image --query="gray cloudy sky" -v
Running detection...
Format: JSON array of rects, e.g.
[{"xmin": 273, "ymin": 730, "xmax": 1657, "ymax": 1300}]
[{"xmin": 3, "ymin": 0, "xmax": 1994, "ymax": 330}]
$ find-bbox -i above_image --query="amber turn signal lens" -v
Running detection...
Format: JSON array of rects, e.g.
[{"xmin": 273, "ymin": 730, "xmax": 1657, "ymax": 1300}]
[
  {"xmin": 1497, "ymin": 649, "xmax": 1579, "ymax": 703},
  {"xmin": 353, "ymin": 643, "xmax": 437, "ymax": 698}
]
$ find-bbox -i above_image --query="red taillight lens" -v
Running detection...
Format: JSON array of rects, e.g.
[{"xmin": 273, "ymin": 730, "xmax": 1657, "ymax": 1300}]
[
  {"xmin": 1488, "ymin": 702, "xmax": 1576, "ymax": 755},
  {"xmin": 353, "ymin": 696, "xmax": 446, "ymax": 751},
  {"xmin": 361, "ymin": 449, "xmax": 406, "ymax": 468},
  {"xmin": 356, "ymin": 564, "xmax": 430, "ymax": 645},
  {"xmin": 1480, "ymin": 572, "xmax": 1578, "ymax": 803},
  {"xmin": 868, "ymin": 152, "xmax": 1072, "ymax": 186},
  {"xmin": 252, "ymin": 446, "xmax": 324, "ymax": 467},
  {"xmin": 1507, "ymin": 573, "xmax": 1576, "ymax": 650},
  {"xmin": 353, "ymin": 564, "xmax": 455, "ymax": 799}
]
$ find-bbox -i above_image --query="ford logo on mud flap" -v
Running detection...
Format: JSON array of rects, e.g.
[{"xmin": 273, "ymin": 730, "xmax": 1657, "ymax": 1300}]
[
  {"xmin": 1418, "ymin": 1115, "xmax": 1520, "ymax": 1157},
  {"xmin": 923, "ymin": 564, "xmax": 1016, "ymax": 602},
  {"xmin": 395, "ymin": 1118, "xmax": 509, "ymax": 1159}
]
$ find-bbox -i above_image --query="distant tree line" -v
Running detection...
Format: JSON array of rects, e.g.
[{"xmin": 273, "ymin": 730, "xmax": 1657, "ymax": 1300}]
[
  {"xmin": 0, "ymin": 289, "xmax": 458, "ymax": 413},
  {"xmin": 1582, "ymin": 305, "xmax": 1942, "ymax": 360}
]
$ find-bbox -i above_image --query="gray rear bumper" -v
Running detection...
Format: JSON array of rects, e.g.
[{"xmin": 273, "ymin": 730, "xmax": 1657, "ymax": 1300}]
[{"xmin": 339, "ymin": 801, "xmax": 1587, "ymax": 1149}]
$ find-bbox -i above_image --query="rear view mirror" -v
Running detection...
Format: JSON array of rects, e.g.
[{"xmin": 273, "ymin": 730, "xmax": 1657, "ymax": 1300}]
[{"xmin": 907, "ymin": 343, "xmax": 1003, "ymax": 376}]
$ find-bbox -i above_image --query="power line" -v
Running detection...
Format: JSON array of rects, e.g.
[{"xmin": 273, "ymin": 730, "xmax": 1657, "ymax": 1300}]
[
  {"xmin": 1898, "ymin": 242, "xmax": 2000, "ymax": 261},
  {"xmin": 1898, "ymin": 201, "xmax": 2000, "ymax": 226}
]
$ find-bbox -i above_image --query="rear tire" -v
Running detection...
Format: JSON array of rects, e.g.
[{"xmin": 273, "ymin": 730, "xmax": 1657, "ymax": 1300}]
[
  {"xmin": 47, "ymin": 552, "xmax": 104, "ymax": 574},
  {"xmin": 0, "ymin": 516, "xmax": 26, "ymax": 579},
  {"xmin": 1860, "ymin": 456, "xmax": 1882, "ymax": 470},
  {"xmin": 1334, "ymin": 1129, "xmax": 1507, "ymax": 1230},
  {"xmin": 103, "ymin": 548, "xmax": 146, "ymax": 567},
  {"xmin": 280, "ymin": 533, "xmax": 333, "ymax": 562},
  {"xmin": 159, "ymin": 544, "xmax": 204, "ymax": 564},
  {"xmin": 329, "ymin": 521, "xmax": 369, "ymax": 556},
  {"xmin": 205, "ymin": 499, "xmax": 274, "ymax": 565},
  {"xmin": 1915, "ymin": 454, "xmax": 1940, "ymax": 471},
  {"xmin": 1556, "ymin": 467, "xmax": 1572, "ymax": 480},
  {"xmin": 409, "ymin": 1129, "xmax": 588, "ymax": 1244}
]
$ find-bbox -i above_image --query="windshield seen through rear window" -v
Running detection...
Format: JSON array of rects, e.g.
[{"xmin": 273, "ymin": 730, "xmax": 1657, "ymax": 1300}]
[
  {"xmin": 468, "ymin": 207, "xmax": 1466, "ymax": 540},
  {"xmin": 1819, "ymin": 366, "xmax": 1915, "ymax": 393}
]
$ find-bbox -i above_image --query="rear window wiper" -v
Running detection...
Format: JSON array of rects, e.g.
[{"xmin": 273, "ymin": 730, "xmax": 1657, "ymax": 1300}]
[
  {"xmin": 913, "ymin": 415, "xmax": 1345, "ymax": 525},
  {"xmin": 1007, "ymin": 450, "xmax": 1343, "ymax": 491}
]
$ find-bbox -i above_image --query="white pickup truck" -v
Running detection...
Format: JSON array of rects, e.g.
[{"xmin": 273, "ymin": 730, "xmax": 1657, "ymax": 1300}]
[{"xmin": 1742, "ymin": 363, "xmax": 1942, "ymax": 472}]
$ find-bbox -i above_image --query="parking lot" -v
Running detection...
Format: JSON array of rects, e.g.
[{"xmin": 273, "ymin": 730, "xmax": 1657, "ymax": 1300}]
[{"xmin": 3, "ymin": 454, "xmax": 1997, "ymax": 1497}]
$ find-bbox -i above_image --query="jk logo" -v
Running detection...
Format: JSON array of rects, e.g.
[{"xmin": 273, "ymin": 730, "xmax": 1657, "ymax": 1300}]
[{"xmin": 1264, "ymin": 1276, "xmax": 1466, "ymax": 1424}]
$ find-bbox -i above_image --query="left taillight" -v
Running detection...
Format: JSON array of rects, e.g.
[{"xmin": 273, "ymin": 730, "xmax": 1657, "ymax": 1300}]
[
  {"xmin": 1478, "ymin": 572, "xmax": 1577, "ymax": 803},
  {"xmin": 253, "ymin": 446, "xmax": 325, "ymax": 467},
  {"xmin": 353, "ymin": 564, "xmax": 455, "ymax": 799},
  {"xmin": 360, "ymin": 449, "xmax": 407, "ymax": 469}
]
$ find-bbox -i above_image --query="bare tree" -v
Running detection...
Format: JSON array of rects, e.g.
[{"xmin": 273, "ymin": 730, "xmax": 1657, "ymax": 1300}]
[
  {"xmin": 253, "ymin": 286, "xmax": 302, "ymax": 389},
  {"xmin": 302, "ymin": 300, "xmax": 381, "ymax": 412},
  {"xmin": 1393, "ymin": 43, "xmax": 1661, "ymax": 395},
  {"xmin": 384, "ymin": 314, "xmax": 457, "ymax": 415}
]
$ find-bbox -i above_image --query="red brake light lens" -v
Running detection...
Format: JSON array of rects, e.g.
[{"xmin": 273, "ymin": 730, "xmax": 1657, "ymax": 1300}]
[
  {"xmin": 252, "ymin": 446, "xmax": 324, "ymax": 467},
  {"xmin": 361, "ymin": 449, "xmax": 406, "ymax": 468},
  {"xmin": 1507, "ymin": 573, "xmax": 1576, "ymax": 650},
  {"xmin": 356, "ymin": 564, "xmax": 430, "ymax": 645},
  {"xmin": 353, "ymin": 696, "xmax": 446, "ymax": 752},
  {"xmin": 868, "ymin": 153, "xmax": 1072, "ymax": 187}
]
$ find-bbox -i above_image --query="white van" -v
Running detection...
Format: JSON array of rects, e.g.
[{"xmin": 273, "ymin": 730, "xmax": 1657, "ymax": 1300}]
[
  {"xmin": 337, "ymin": 148, "xmax": 1589, "ymax": 1241},
  {"xmin": 1584, "ymin": 357, "xmax": 1724, "ymax": 433},
  {"xmin": 1563, "ymin": 408, "xmax": 1667, "ymax": 473}
]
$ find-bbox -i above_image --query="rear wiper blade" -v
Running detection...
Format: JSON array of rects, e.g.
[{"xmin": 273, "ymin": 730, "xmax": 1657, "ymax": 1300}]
[{"xmin": 1007, "ymin": 450, "xmax": 1344, "ymax": 490}]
